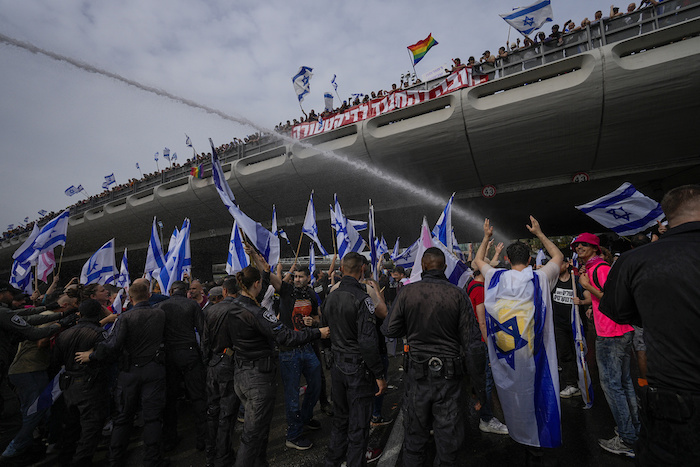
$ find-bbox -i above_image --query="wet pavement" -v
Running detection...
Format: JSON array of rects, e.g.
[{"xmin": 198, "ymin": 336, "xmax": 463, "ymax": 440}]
[{"xmin": 31, "ymin": 324, "xmax": 639, "ymax": 466}]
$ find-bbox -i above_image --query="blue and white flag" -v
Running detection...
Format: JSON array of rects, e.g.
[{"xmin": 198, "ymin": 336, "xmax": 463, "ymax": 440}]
[
  {"xmin": 135, "ymin": 163, "xmax": 140, "ymax": 170},
  {"xmin": 154, "ymin": 152, "xmax": 159, "ymax": 161},
  {"xmin": 163, "ymin": 148, "xmax": 171, "ymax": 160},
  {"xmin": 77, "ymin": 185, "xmax": 84, "ymax": 193},
  {"xmin": 393, "ymin": 239, "xmax": 419, "ymax": 268},
  {"xmin": 348, "ymin": 219, "xmax": 367, "ymax": 232},
  {"xmin": 103, "ymin": 173, "xmax": 116, "ymax": 187},
  {"xmin": 272, "ymin": 205, "xmax": 290, "ymax": 245},
  {"xmin": 116, "ymin": 248, "xmax": 130, "ymax": 289},
  {"xmin": 309, "ymin": 242, "xmax": 316, "ymax": 285},
  {"xmin": 302, "ymin": 191, "xmax": 329, "ymax": 256},
  {"xmin": 451, "ymin": 229, "xmax": 466, "ymax": 262},
  {"xmin": 22, "ymin": 210, "xmax": 70, "ymax": 265},
  {"xmin": 186, "ymin": 134, "xmax": 193, "ymax": 147},
  {"xmin": 10, "ymin": 260, "xmax": 34, "ymax": 294},
  {"xmin": 536, "ymin": 249, "xmax": 547, "ymax": 267},
  {"xmin": 483, "ymin": 264, "xmax": 561, "ymax": 448},
  {"xmin": 27, "ymin": 367, "xmax": 65, "ymax": 416},
  {"xmin": 209, "ymin": 139, "xmax": 280, "ymax": 267},
  {"xmin": 331, "ymin": 74, "xmax": 338, "ymax": 92},
  {"xmin": 80, "ymin": 239, "xmax": 117, "ymax": 285},
  {"xmin": 572, "ymin": 288, "xmax": 594, "ymax": 408},
  {"xmin": 324, "ymin": 92, "xmax": 334, "ymax": 112},
  {"xmin": 407, "ymin": 218, "xmax": 471, "ymax": 288},
  {"xmin": 65, "ymin": 185, "xmax": 78, "ymax": 196},
  {"xmin": 38, "ymin": 209, "xmax": 47, "ymax": 216},
  {"xmin": 391, "ymin": 237, "xmax": 401, "ymax": 261},
  {"xmin": 369, "ymin": 201, "xmax": 378, "ymax": 280},
  {"xmin": 292, "ymin": 66, "xmax": 313, "ymax": 103},
  {"xmin": 500, "ymin": 0, "xmax": 554, "ymax": 36},
  {"xmin": 7, "ymin": 224, "xmax": 14, "ymax": 230},
  {"xmin": 165, "ymin": 227, "xmax": 179, "ymax": 263},
  {"xmin": 226, "ymin": 220, "xmax": 249, "ymax": 275},
  {"xmin": 112, "ymin": 288, "xmax": 126, "ymax": 315},
  {"xmin": 12, "ymin": 223, "xmax": 40, "ymax": 265},
  {"xmin": 575, "ymin": 182, "xmax": 665, "ymax": 236},
  {"xmin": 158, "ymin": 219, "xmax": 190, "ymax": 295},
  {"xmin": 145, "ymin": 217, "xmax": 166, "ymax": 278},
  {"xmin": 332, "ymin": 194, "xmax": 366, "ymax": 258},
  {"xmin": 172, "ymin": 152, "xmax": 177, "ymax": 162},
  {"xmin": 432, "ymin": 193, "xmax": 455, "ymax": 251},
  {"xmin": 23, "ymin": 217, "xmax": 30, "ymax": 223},
  {"xmin": 377, "ymin": 236, "xmax": 389, "ymax": 258},
  {"xmin": 317, "ymin": 115, "xmax": 323, "ymax": 130}
]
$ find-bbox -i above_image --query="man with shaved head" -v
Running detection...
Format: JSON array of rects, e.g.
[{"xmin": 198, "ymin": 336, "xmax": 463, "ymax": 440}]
[
  {"xmin": 384, "ymin": 247, "xmax": 479, "ymax": 466},
  {"xmin": 601, "ymin": 185, "xmax": 700, "ymax": 465}
]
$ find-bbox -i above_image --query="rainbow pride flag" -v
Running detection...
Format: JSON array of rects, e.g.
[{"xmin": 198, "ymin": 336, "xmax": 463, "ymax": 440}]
[
  {"xmin": 407, "ymin": 33, "xmax": 438, "ymax": 65},
  {"xmin": 190, "ymin": 164, "xmax": 204, "ymax": 179}
]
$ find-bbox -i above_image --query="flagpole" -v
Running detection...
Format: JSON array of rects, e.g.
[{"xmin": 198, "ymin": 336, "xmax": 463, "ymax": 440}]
[
  {"xmin": 137, "ymin": 165, "xmax": 143, "ymax": 178},
  {"xmin": 56, "ymin": 245, "xmax": 65, "ymax": 278},
  {"xmin": 406, "ymin": 49, "xmax": 418, "ymax": 82},
  {"xmin": 293, "ymin": 230, "xmax": 304, "ymax": 264},
  {"xmin": 34, "ymin": 265, "xmax": 38, "ymax": 292},
  {"xmin": 571, "ymin": 271, "xmax": 589, "ymax": 404}
]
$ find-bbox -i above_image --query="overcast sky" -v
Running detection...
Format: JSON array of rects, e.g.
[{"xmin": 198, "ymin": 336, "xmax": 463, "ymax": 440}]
[{"xmin": 0, "ymin": 0, "xmax": 590, "ymax": 232}]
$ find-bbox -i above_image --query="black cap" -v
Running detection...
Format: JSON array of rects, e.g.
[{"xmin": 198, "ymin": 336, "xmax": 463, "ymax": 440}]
[
  {"xmin": 79, "ymin": 299, "xmax": 103, "ymax": 321},
  {"xmin": 0, "ymin": 280, "xmax": 22, "ymax": 296}
]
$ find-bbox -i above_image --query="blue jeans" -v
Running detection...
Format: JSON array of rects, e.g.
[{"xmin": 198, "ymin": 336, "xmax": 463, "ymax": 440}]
[
  {"xmin": 3, "ymin": 371, "xmax": 48, "ymax": 457},
  {"xmin": 279, "ymin": 344, "xmax": 321, "ymax": 441},
  {"xmin": 596, "ymin": 332, "xmax": 640, "ymax": 445}
]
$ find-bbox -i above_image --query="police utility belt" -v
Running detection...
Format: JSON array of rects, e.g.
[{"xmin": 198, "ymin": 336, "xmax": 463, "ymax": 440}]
[
  {"xmin": 641, "ymin": 385, "xmax": 700, "ymax": 423},
  {"xmin": 407, "ymin": 353, "xmax": 463, "ymax": 379},
  {"xmin": 234, "ymin": 354, "xmax": 276, "ymax": 373}
]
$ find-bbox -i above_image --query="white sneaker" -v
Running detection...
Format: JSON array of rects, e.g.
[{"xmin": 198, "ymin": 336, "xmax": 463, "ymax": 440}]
[
  {"xmin": 479, "ymin": 417, "xmax": 509, "ymax": 435},
  {"xmin": 560, "ymin": 385, "xmax": 581, "ymax": 398},
  {"xmin": 598, "ymin": 435, "xmax": 635, "ymax": 458}
]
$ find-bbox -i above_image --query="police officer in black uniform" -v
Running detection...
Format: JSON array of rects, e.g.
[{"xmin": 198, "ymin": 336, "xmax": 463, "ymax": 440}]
[
  {"xmin": 160, "ymin": 281, "xmax": 207, "ymax": 452},
  {"xmin": 229, "ymin": 265, "xmax": 329, "ymax": 467},
  {"xmin": 383, "ymin": 247, "xmax": 480, "ymax": 466},
  {"xmin": 76, "ymin": 278, "xmax": 168, "ymax": 467},
  {"xmin": 321, "ymin": 252, "xmax": 387, "ymax": 467},
  {"xmin": 200, "ymin": 277, "xmax": 241, "ymax": 467},
  {"xmin": 53, "ymin": 299, "xmax": 111, "ymax": 466},
  {"xmin": 0, "ymin": 281, "xmax": 63, "ymax": 453}
]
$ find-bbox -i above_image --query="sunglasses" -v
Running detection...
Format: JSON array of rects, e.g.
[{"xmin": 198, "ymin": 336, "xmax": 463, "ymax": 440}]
[{"xmin": 573, "ymin": 242, "xmax": 593, "ymax": 248}]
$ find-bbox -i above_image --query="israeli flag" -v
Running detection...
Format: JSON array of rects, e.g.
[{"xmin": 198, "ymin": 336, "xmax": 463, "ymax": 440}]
[
  {"xmin": 209, "ymin": 139, "xmax": 280, "ymax": 267},
  {"xmin": 369, "ymin": 201, "xmax": 378, "ymax": 280},
  {"xmin": 23, "ymin": 210, "xmax": 70, "ymax": 265},
  {"xmin": 292, "ymin": 66, "xmax": 314, "ymax": 103},
  {"xmin": 575, "ymin": 182, "xmax": 665, "ymax": 236},
  {"xmin": 451, "ymin": 229, "xmax": 465, "ymax": 262},
  {"xmin": 407, "ymin": 218, "xmax": 471, "ymax": 288},
  {"xmin": 145, "ymin": 217, "xmax": 166, "ymax": 276},
  {"xmin": 102, "ymin": 181, "xmax": 110, "ymax": 190},
  {"xmin": 302, "ymin": 191, "xmax": 329, "ymax": 256},
  {"xmin": 23, "ymin": 217, "xmax": 30, "ymax": 223},
  {"xmin": 10, "ymin": 260, "xmax": 34, "ymax": 294},
  {"xmin": 117, "ymin": 248, "xmax": 130, "ymax": 289},
  {"xmin": 38, "ymin": 209, "xmax": 48, "ymax": 216},
  {"xmin": 12, "ymin": 223, "xmax": 40, "ymax": 265},
  {"xmin": 65, "ymin": 185, "xmax": 78, "ymax": 196},
  {"xmin": 154, "ymin": 152, "xmax": 159, "ymax": 161},
  {"xmin": 158, "ymin": 219, "xmax": 191, "ymax": 295},
  {"xmin": 377, "ymin": 236, "xmax": 389, "ymax": 258},
  {"xmin": 309, "ymin": 242, "xmax": 316, "ymax": 285},
  {"xmin": 483, "ymin": 265, "xmax": 562, "ymax": 448},
  {"xmin": 536, "ymin": 249, "xmax": 547, "ymax": 267},
  {"xmin": 135, "ymin": 163, "xmax": 140, "ymax": 170},
  {"xmin": 112, "ymin": 288, "xmax": 125, "ymax": 315},
  {"xmin": 324, "ymin": 92, "xmax": 334, "ymax": 112},
  {"xmin": 393, "ymin": 239, "xmax": 419, "ymax": 268},
  {"xmin": 348, "ymin": 219, "xmax": 367, "ymax": 232},
  {"xmin": 27, "ymin": 367, "xmax": 65, "ymax": 416},
  {"xmin": 7, "ymin": 224, "xmax": 14, "ymax": 230},
  {"xmin": 163, "ymin": 148, "xmax": 171, "ymax": 160},
  {"xmin": 103, "ymin": 173, "xmax": 116, "ymax": 189},
  {"xmin": 331, "ymin": 74, "xmax": 338, "ymax": 92},
  {"xmin": 165, "ymin": 227, "xmax": 179, "ymax": 263},
  {"xmin": 500, "ymin": 0, "xmax": 554, "ymax": 36},
  {"xmin": 77, "ymin": 185, "xmax": 84, "ymax": 193},
  {"xmin": 572, "ymin": 290, "xmax": 594, "ymax": 408},
  {"xmin": 432, "ymin": 193, "xmax": 455, "ymax": 250},
  {"xmin": 172, "ymin": 152, "xmax": 177, "ymax": 162},
  {"xmin": 186, "ymin": 134, "xmax": 193, "ymax": 147},
  {"xmin": 272, "ymin": 205, "xmax": 290, "ymax": 245},
  {"xmin": 333, "ymin": 194, "xmax": 366, "ymax": 258},
  {"xmin": 80, "ymin": 239, "xmax": 117, "ymax": 285},
  {"xmin": 391, "ymin": 237, "xmax": 400, "ymax": 261},
  {"xmin": 226, "ymin": 220, "xmax": 249, "ymax": 275}
]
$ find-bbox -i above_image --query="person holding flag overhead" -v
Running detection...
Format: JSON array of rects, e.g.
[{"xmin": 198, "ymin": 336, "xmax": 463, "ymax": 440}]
[{"xmin": 474, "ymin": 216, "xmax": 563, "ymax": 461}]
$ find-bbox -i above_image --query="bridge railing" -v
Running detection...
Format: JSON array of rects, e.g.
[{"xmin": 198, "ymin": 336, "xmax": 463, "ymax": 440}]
[{"xmin": 496, "ymin": 0, "xmax": 700, "ymax": 77}]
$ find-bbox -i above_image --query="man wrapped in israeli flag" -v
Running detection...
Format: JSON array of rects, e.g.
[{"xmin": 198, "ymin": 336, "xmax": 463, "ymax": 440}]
[{"xmin": 474, "ymin": 216, "xmax": 563, "ymax": 451}]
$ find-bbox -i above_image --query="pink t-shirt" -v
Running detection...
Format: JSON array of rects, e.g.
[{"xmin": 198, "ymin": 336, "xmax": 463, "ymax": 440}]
[{"xmin": 586, "ymin": 256, "xmax": 634, "ymax": 337}]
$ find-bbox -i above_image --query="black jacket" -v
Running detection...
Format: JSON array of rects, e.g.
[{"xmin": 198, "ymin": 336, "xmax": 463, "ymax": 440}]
[
  {"xmin": 321, "ymin": 275, "xmax": 384, "ymax": 379},
  {"xmin": 383, "ymin": 269, "xmax": 479, "ymax": 358},
  {"xmin": 54, "ymin": 320, "xmax": 108, "ymax": 375},
  {"xmin": 0, "ymin": 303, "xmax": 60, "ymax": 373},
  {"xmin": 160, "ymin": 294, "xmax": 205, "ymax": 350}
]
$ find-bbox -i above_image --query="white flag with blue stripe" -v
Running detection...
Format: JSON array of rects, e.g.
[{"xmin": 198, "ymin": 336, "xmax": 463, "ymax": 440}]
[
  {"xmin": 80, "ymin": 239, "xmax": 117, "ymax": 285},
  {"xmin": 575, "ymin": 182, "xmax": 664, "ymax": 236},
  {"xmin": 226, "ymin": 220, "xmax": 250, "ymax": 275},
  {"xmin": 407, "ymin": 218, "xmax": 471, "ymax": 288},
  {"xmin": 292, "ymin": 66, "xmax": 313, "ymax": 103},
  {"xmin": 117, "ymin": 248, "xmax": 130, "ymax": 289},
  {"xmin": 332, "ymin": 195, "xmax": 366, "ymax": 258},
  {"xmin": 302, "ymin": 191, "xmax": 328, "ymax": 256},
  {"xmin": 209, "ymin": 139, "xmax": 280, "ymax": 267},
  {"xmin": 483, "ymin": 265, "xmax": 561, "ymax": 448},
  {"xmin": 377, "ymin": 236, "xmax": 389, "ymax": 258},
  {"xmin": 324, "ymin": 92, "xmax": 334, "ymax": 112},
  {"xmin": 309, "ymin": 242, "xmax": 316, "ymax": 285},
  {"xmin": 10, "ymin": 260, "xmax": 34, "ymax": 294},
  {"xmin": 391, "ymin": 237, "xmax": 401, "ymax": 261},
  {"xmin": 163, "ymin": 147, "xmax": 171, "ymax": 160},
  {"xmin": 432, "ymin": 193, "xmax": 455, "ymax": 251},
  {"xmin": 27, "ymin": 367, "xmax": 65, "ymax": 416},
  {"xmin": 103, "ymin": 173, "xmax": 116, "ymax": 187},
  {"xmin": 272, "ymin": 205, "xmax": 290, "ymax": 245},
  {"xmin": 158, "ymin": 219, "xmax": 191, "ymax": 295},
  {"xmin": 500, "ymin": 0, "xmax": 554, "ymax": 36},
  {"xmin": 393, "ymin": 239, "xmax": 419, "ymax": 268},
  {"xmin": 20, "ymin": 210, "xmax": 70, "ymax": 265},
  {"xmin": 572, "ymin": 292, "xmax": 594, "ymax": 408},
  {"xmin": 145, "ymin": 217, "xmax": 166, "ymax": 277},
  {"xmin": 12, "ymin": 224, "xmax": 40, "ymax": 266},
  {"xmin": 369, "ymin": 201, "xmax": 378, "ymax": 280}
]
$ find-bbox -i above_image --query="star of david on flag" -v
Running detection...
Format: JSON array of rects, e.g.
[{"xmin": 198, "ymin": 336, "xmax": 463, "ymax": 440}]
[
  {"xmin": 292, "ymin": 66, "xmax": 313, "ymax": 103},
  {"xmin": 575, "ymin": 182, "xmax": 664, "ymax": 236},
  {"xmin": 499, "ymin": 0, "xmax": 553, "ymax": 35}
]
